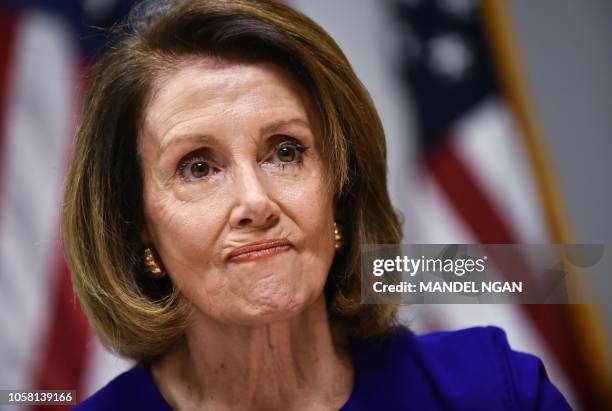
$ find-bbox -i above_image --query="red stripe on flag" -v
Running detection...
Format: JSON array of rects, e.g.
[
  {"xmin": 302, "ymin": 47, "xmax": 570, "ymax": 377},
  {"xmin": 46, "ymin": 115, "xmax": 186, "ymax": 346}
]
[
  {"xmin": 426, "ymin": 138, "xmax": 599, "ymax": 410},
  {"xmin": 0, "ymin": 10, "xmax": 19, "ymax": 210},
  {"xmin": 425, "ymin": 138, "xmax": 517, "ymax": 243},
  {"xmin": 32, "ymin": 252, "xmax": 92, "ymax": 410}
]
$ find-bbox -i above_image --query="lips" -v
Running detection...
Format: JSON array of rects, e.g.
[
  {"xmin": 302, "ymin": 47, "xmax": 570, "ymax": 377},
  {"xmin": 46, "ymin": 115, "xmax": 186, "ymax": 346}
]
[{"xmin": 227, "ymin": 239, "xmax": 293, "ymax": 263}]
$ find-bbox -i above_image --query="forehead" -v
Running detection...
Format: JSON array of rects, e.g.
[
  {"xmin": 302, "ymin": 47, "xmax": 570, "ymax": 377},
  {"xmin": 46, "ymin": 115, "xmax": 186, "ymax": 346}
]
[{"xmin": 141, "ymin": 57, "xmax": 319, "ymax": 142}]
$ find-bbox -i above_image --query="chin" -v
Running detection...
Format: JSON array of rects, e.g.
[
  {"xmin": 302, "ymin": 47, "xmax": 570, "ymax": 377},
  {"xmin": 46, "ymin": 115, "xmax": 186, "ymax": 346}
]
[{"xmin": 236, "ymin": 289, "xmax": 319, "ymax": 326}]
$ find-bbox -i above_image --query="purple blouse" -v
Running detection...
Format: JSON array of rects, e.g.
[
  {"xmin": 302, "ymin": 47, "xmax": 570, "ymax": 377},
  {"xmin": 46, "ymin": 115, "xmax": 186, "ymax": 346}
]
[{"xmin": 74, "ymin": 326, "xmax": 572, "ymax": 410}]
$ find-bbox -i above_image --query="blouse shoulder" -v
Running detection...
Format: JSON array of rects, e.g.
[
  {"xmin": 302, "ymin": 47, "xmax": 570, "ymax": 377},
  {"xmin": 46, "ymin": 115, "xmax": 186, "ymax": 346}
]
[
  {"xmin": 412, "ymin": 326, "xmax": 572, "ymax": 411},
  {"xmin": 347, "ymin": 326, "xmax": 571, "ymax": 410},
  {"xmin": 73, "ymin": 365, "xmax": 170, "ymax": 411}
]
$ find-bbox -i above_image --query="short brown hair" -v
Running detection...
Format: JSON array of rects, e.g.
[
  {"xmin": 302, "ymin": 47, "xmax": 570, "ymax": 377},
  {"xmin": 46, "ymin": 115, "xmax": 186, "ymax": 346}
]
[{"xmin": 63, "ymin": 0, "xmax": 402, "ymax": 361}]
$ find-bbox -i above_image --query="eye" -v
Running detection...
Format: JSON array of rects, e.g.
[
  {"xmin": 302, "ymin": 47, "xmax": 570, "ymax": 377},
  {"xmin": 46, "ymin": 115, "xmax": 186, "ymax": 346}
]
[
  {"xmin": 177, "ymin": 153, "xmax": 216, "ymax": 182},
  {"xmin": 277, "ymin": 145, "xmax": 297, "ymax": 162},
  {"xmin": 190, "ymin": 161, "xmax": 210, "ymax": 178},
  {"xmin": 271, "ymin": 140, "xmax": 308, "ymax": 165}
]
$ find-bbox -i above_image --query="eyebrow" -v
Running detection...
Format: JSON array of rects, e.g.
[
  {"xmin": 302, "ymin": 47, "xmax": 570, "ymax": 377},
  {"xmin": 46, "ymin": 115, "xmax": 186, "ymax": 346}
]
[
  {"xmin": 259, "ymin": 117, "xmax": 312, "ymax": 135},
  {"xmin": 157, "ymin": 134, "xmax": 216, "ymax": 159},
  {"xmin": 157, "ymin": 117, "xmax": 312, "ymax": 158}
]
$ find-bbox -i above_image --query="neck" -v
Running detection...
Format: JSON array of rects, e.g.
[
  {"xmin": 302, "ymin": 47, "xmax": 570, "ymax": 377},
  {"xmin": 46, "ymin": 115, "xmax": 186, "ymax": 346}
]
[{"xmin": 151, "ymin": 295, "xmax": 354, "ymax": 411}]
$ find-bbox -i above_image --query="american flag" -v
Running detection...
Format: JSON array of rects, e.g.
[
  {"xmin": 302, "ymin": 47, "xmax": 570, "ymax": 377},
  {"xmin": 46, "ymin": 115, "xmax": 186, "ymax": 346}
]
[{"xmin": 390, "ymin": 0, "xmax": 611, "ymax": 410}]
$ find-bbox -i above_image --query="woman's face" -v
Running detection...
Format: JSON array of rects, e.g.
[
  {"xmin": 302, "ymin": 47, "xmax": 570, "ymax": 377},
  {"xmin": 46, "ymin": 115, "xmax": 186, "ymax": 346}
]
[{"xmin": 139, "ymin": 58, "xmax": 336, "ymax": 326}]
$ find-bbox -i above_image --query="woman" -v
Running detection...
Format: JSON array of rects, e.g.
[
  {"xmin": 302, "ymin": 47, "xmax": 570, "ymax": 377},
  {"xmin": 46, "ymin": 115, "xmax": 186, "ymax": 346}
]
[{"xmin": 63, "ymin": 0, "xmax": 571, "ymax": 410}]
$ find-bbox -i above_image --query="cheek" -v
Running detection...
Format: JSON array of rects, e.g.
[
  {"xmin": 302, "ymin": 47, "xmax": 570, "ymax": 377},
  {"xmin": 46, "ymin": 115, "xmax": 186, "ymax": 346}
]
[
  {"xmin": 143, "ymin": 191, "xmax": 227, "ymax": 278},
  {"xmin": 274, "ymin": 173, "xmax": 335, "ymax": 269},
  {"xmin": 281, "ymin": 174, "xmax": 334, "ymax": 233}
]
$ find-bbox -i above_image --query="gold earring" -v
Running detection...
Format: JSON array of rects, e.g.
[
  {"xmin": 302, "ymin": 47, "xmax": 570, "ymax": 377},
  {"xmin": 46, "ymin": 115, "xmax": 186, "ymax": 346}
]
[
  {"xmin": 334, "ymin": 221, "xmax": 343, "ymax": 250},
  {"xmin": 144, "ymin": 247, "xmax": 165, "ymax": 278}
]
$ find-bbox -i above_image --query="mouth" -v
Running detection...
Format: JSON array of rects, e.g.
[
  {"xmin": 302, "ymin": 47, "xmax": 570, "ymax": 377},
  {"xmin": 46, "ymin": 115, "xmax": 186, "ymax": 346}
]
[{"xmin": 227, "ymin": 239, "xmax": 293, "ymax": 263}]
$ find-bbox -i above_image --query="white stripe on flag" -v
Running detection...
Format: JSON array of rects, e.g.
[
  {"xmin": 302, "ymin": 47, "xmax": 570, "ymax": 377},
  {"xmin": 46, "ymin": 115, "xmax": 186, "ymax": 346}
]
[
  {"xmin": 403, "ymin": 172, "xmax": 476, "ymax": 243},
  {"xmin": 451, "ymin": 98, "xmax": 549, "ymax": 243}
]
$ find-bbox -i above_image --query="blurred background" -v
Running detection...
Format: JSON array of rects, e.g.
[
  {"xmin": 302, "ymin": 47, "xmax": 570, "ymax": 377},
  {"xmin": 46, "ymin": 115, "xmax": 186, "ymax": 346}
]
[{"xmin": 0, "ymin": 0, "xmax": 610, "ymax": 410}]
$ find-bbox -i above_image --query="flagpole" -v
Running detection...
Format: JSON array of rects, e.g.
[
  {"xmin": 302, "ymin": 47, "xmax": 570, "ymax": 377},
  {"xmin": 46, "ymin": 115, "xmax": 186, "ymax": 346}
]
[{"xmin": 480, "ymin": 0, "xmax": 612, "ymax": 407}]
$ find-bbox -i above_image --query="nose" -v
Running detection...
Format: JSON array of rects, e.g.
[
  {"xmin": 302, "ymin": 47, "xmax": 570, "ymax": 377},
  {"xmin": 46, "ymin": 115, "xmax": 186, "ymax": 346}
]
[{"xmin": 229, "ymin": 164, "xmax": 280, "ymax": 229}]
